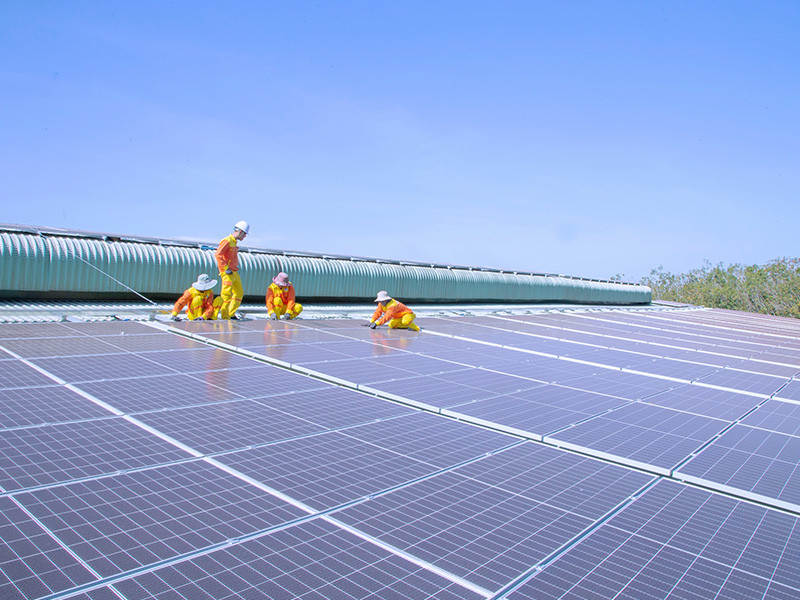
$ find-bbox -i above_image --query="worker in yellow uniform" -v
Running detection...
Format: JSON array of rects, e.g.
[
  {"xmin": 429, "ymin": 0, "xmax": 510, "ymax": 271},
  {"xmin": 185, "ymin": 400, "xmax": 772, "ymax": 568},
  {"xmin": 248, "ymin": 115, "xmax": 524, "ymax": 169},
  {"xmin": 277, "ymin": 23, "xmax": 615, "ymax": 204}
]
[
  {"xmin": 369, "ymin": 291, "xmax": 420, "ymax": 331},
  {"xmin": 215, "ymin": 220, "xmax": 249, "ymax": 319},
  {"xmin": 170, "ymin": 274, "xmax": 222, "ymax": 321},
  {"xmin": 266, "ymin": 272, "xmax": 303, "ymax": 320}
]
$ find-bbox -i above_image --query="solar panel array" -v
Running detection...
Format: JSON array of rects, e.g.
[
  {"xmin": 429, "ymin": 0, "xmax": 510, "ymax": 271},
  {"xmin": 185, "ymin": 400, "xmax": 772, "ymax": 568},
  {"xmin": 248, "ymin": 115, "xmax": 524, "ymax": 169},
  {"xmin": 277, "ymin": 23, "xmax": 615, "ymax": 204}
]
[{"xmin": 2, "ymin": 306, "xmax": 800, "ymax": 599}]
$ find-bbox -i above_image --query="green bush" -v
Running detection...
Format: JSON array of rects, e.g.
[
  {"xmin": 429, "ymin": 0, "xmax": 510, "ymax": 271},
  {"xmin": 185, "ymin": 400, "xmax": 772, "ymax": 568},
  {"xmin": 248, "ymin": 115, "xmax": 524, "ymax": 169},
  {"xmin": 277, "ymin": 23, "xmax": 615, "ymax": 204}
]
[{"xmin": 641, "ymin": 258, "xmax": 800, "ymax": 318}]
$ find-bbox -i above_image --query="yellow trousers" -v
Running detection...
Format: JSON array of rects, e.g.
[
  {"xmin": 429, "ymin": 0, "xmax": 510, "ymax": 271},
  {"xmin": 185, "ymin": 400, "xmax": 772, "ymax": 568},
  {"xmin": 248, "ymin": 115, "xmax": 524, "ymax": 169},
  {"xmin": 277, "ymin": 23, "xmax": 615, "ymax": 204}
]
[
  {"xmin": 219, "ymin": 271, "xmax": 243, "ymax": 318},
  {"xmin": 270, "ymin": 297, "xmax": 303, "ymax": 319},
  {"xmin": 387, "ymin": 313, "xmax": 420, "ymax": 331},
  {"xmin": 187, "ymin": 296, "xmax": 223, "ymax": 320}
]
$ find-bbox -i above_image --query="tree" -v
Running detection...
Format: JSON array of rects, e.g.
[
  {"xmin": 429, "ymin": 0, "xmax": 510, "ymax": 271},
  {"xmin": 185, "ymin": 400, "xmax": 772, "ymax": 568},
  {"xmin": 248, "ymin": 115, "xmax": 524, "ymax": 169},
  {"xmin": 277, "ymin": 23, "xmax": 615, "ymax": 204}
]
[{"xmin": 641, "ymin": 258, "xmax": 800, "ymax": 318}]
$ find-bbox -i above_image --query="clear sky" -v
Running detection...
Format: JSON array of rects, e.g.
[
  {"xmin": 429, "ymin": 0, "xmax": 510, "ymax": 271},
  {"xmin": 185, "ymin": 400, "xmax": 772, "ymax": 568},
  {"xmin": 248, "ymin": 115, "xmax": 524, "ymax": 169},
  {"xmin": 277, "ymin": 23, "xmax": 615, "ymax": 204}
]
[{"xmin": 2, "ymin": 1, "xmax": 798, "ymax": 282}]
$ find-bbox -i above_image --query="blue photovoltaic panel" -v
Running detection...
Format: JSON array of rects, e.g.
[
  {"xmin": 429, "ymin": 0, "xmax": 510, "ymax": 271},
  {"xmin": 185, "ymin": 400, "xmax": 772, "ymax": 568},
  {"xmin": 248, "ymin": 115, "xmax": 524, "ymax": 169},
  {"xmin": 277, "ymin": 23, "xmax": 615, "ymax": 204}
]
[
  {"xmin": 15, "ymin": 460, "xmax": 305, "ymax": 577},
  {"xmin": 219, "ymin": 429, "xmax": 447, "ymax": 510},
  {"xmin": 339, "ymin": 411, "xmax": 519, "ymax": 467},
  {"xmin": 63, "ymin": 321, "xmax": 157, "ymax": 336},
  {"xmin": 335, "ymin": 443, "xmax": 652, "ymax": 592},
  {"xmin": 370, "ymin": 374, "xmax": 497, "ymax": 408},
  {"xmin": 644, "ymin": 384, "xmax": 762, "ymax": 420},
  {"xmin": 97, "ymin": 333, "xmax": 209, "ymax": 353},
  {"xmin": 775, "ymin": 379, "xmax": 800, "ymax": 402},
  {"xmin": 433, "ymin": 368, "xmax": 546, "ymax": 395},
  {"xmin": 0, "ymin": 496, "xmax": 98, "ymax": 600},
  {"xmin": 727, "ymin": 358, "xmax": 800, "ymax": 378},
  {"xmin": 337, "ymin": 470, "xmax": 593, "ymax": 591},
  {"xmin": 259, "ymin": 387, "xmax": 414, "ymax": 429},
  {"xmin": 0, "ymin": 418, "xmax": 192, "ymax": 491},
  {"xmin": 79, "ymin": 373, "xmax": 241, "ymax": 412},
  {"xmin": 562, "ymin": 369, "xmax": 679, "ymax": 400},
  {"xmin": 677, "ymin": 424, "xmax": 800, "ymax": 506},
  {"xmin": 740, "ymin": 400, "xmax": 800, "ymax": 435},
  {"xmin": 623, "ymin": 356, "xmax": 719, "ymax": 380},
  {"xmin": 195, "ymin": 364, "xmax": 330, "ymax": 399},
  {"xmin": 450, "ymin": 443, "xmax": 654, "ymax": 519},
  {"xmin": 508, "ymin": 480, "xmax": 800, "ymax": 600},
  {"xmin": 4, "ymin": 310, "xmax": 800, "ymax": 600},
  {"xmin": 447, "ymin": 390, "xmax": 620, "ymax": 437},
  {"xmin": 487, "ymin": 355, "xmax": 599, "ymax": 385},
  {"xmin": 0, "ymin": 385, "xmax": 110, "ymax": 428},
  {"xmin": 130, "ymin": 347, "xmax": 258, "ymax": 374},
  {"xmin": 0, "ymin": 358, "xmax": 58, "ymax": 389},
  {"xmin": 0, "ymin": 322, "xmax": 85, "ymax": 339},
  {"xmin": 548, "ymin": 403, "xmax": 729, "ymax": 470},
  {"xmin": 30, "ymin": 353, "xmax": 178, "ymax": 384},
  {"xmin": 284, "ymin": 356, "xmax": 420, "ymax": 385},
  {"xmin": 0, "ymin": 335, "xmax": 124, "ymax": 358},
  {"xmin": 136, "ymin": 399, "xmax": 327, "ymax": 454},
  {"xmin": 694, "ymin": 368, "xmax": 789, "ymax": 396},
  {"xmin": 108, "ymin": 518, "xmax": 486, "ymax": 600}
]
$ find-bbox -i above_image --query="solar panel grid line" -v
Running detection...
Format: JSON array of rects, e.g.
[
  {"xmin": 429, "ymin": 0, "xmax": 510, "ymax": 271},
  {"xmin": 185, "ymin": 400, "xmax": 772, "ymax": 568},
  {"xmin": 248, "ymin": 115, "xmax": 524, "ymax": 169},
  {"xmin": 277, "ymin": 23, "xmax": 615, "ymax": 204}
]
[
  {"xmin": 541, "ymin": 437, "xmax": 672, "ymax": 477},
  {"xmin": 506, "ymin": 315, "xmax": 800, "ymax": 374},
  {"xmin": 320, "ymin": 515, "xmax": 495, "ymax": 598},
  {"xmin": 202, "ymin": 454, "xmax": 497, "ymax": 598},
  {"xmin": 490, "ymin": 477, "xmax": 662, "ymax": 599},
  {"xmin": 573, "ymin": 311, "xmax": 800, "ymax": 348},
  {"xmin": 674, "ymin": 472, "xmax": 800, "ymax": 516},
  {"xmin": 420, "ymin": 327, "xmax": 786, "ymax": 403},
  {"xmin": 623, "ymin": 311, "xmax": 800, "ymax": 342},
  {"xmin": 13, "ymin": 412, "xmax": 504, "ymax": 598},
  {"xmin": 7, "ymin": 494, "xmax": 105, "ymax": 582}
]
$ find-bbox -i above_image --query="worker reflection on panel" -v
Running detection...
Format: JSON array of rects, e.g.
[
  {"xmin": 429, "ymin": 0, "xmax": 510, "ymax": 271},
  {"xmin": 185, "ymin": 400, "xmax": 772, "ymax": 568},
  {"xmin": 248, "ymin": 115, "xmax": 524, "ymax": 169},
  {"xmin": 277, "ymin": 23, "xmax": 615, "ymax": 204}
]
[
  {"xmin": 263, "ymin": 320, "xmax": 292, "ymax": 360},
  {"xmin": 266, "ymin": 272, "xmax": 303, "ymax": 320},
  {"xmin": 369, "ymin": 327, "xmax": 411, "ymax": 355},
  {"xmin": 216, "ymin": 220, "xmax": 249, "ymax": 320},
  {"xmin": 170, "ymin": 274, "xmax": 222, "ymax": 321},
  {"xmin": 369, "ymin": 291, "xmax": 420, "ymax": 331}
]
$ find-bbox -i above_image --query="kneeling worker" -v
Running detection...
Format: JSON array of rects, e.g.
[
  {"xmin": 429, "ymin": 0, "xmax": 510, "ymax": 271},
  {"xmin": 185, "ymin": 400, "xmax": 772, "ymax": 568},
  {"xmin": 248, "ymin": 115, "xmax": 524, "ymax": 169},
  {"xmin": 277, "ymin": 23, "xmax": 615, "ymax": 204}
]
[
  {"xmin": 370, "ymin": 291, "xmax": 420, "ymax": 331},
  {"xmin": 266, "ymin": 272, "xmax": 303, "ymax": 320},
  {"xmin": 170, "ymin": 274, "xmax": 222, "ymax": 321}
]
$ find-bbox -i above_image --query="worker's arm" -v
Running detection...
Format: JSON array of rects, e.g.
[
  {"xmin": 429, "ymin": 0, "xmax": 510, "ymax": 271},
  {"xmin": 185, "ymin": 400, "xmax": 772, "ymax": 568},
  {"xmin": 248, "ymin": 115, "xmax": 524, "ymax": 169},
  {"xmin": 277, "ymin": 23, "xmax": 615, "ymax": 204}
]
[
  {"xmin": 371, "ymin": 304, "xmax": 384, "ymax": 324},
  {"xmin": 286, "ymin": 285, "xmax": 296, "ymax": 311},
  {"xmin": 172, "ymin": 289, "xmax": 192, "ymax": 316},
  {"xmin": 215, "ymin": 238, "xmax": 231, "ymax": 273}
]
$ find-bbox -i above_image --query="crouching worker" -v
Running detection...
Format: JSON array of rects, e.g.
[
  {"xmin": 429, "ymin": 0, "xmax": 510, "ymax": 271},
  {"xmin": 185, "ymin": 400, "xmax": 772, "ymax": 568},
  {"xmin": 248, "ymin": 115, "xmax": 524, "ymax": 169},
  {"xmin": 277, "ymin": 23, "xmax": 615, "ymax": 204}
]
[
  {"xmin": 170, "ymin": 274, "xmax": 222, "ymax": 321},
  {"xmin": 370, "ymin": 291, "xmax": 420, "ymax": 331},
  {"xmin": 266, "ymin": 272, "xmax": 303, "ymax": 320}
]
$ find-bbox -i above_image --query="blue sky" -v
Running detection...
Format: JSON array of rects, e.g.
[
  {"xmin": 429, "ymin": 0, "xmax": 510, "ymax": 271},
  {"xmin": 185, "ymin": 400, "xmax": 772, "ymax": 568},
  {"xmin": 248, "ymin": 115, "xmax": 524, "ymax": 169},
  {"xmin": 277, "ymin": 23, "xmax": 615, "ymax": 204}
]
[{"xmin": 2, "ymin": 1, "xmax": 798, "ymax": 282}]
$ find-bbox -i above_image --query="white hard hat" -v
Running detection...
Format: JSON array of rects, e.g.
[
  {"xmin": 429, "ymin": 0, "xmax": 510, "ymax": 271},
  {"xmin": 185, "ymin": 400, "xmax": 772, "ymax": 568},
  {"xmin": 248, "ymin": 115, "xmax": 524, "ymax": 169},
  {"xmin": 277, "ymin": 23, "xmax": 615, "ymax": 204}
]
[
  {"xmin": 234, "ymin": 220, "xmax": 250, "ymax": 234},
  {"xmin": 374, "ymin": 290, "xmax": 392, "ymax": 303}
]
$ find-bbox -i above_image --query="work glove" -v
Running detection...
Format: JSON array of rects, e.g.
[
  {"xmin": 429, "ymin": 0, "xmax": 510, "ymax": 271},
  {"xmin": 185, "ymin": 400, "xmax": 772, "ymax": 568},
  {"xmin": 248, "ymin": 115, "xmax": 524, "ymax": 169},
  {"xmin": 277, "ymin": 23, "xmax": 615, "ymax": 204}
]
[
  {"xmin": 269, "ymin": 313, "xmax": 277, "ymax": 320},
  {"xmin": 225, "ymin": 268, "xmax": 233, "ymax": 274},
  {"xmin": 369, "ymin": 322, "xmax": 377, "ymax": 329},
  {"xmin": 170, "ymin": 314, "xmax": 180, "ymax": 321},
  {"xmin": 281, "ymin": 313, "xmax": 290, "ymax": 320}
]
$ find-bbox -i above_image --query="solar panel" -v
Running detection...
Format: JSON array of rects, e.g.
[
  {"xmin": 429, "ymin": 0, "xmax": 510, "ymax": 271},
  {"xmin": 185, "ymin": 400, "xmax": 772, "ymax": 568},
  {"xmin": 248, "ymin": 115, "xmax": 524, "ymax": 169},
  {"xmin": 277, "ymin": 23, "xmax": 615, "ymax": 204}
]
[
  {"xmin": 4, "ymin": 307, "xmax": 800, "ymax": 599},
  {"xmin": 0, "ymin": 418, "xmax": 191, "ymax": 491},
  {"xmin": 506, "ymin": 480, "xmax": 800, "ymax": 600},
  {"xmin": 14, "ymin": 461, "xmax": 306, "ymax": 577}
]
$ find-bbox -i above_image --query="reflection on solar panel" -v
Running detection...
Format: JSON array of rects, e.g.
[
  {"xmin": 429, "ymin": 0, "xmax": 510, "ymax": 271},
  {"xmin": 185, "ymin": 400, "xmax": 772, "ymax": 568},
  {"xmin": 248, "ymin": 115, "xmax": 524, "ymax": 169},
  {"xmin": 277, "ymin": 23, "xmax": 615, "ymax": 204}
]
[{"xmin": 2, "ymin": 306, "xmax": 800, "ymax": 599}]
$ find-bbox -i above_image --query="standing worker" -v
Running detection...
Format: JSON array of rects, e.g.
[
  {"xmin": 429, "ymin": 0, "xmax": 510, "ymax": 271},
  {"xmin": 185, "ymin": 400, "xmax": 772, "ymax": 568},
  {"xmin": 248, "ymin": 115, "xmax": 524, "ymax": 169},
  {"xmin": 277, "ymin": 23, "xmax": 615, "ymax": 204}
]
[
  {"xmin": 369, "ymin": 291, "xmax": 420, "ymax": 331},
  {"xmin": 266, "ymin": 272, "xmax": 303, "ymax": 320},
  {"xmin": 215, "ymin": 220, "xmax": 249, "ymax": 320},
  {"xmin": 170, "ymin": 274, "xmax": 222, "ymax": 321}
]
